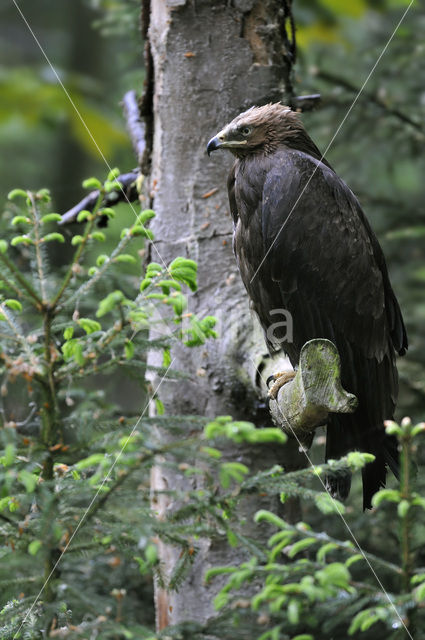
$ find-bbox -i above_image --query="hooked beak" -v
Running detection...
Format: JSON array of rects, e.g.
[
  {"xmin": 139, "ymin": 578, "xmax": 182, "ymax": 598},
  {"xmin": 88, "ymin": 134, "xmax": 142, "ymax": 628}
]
[
  {"xmin": 207, "ymin": 135, "xmax": 222, "ymax": 156},
  {"xmin": 207, "ymin": 129, "xmax": 248, "ymax": 156}
]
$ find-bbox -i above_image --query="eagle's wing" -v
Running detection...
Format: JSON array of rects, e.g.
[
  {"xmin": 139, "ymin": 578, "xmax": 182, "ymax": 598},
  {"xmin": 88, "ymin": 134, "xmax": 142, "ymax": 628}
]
[
  {"xmin": 261, "ymin": 150, "xmax": 406, "ymax": 359},
  {"xmin": 260, "ymin": 150, "xmax": 407, "ymax": 507},
  {"xmin": 227, "ymin": 163, "xmax": 239, "ymax": 227}
]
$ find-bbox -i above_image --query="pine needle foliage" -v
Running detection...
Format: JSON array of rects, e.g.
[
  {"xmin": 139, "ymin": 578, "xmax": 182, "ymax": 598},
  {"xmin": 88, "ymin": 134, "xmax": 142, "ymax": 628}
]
[
  {"xmin": 0, "ymin": 173, "xmax": 220, "ymax": 638},
  {"xmin": 203, "ymin": 419, "xmax": 425, "ymax": 640},
  {"xmin": 1, "ymin": 175, "xmax": 425, "ymax": 640}
]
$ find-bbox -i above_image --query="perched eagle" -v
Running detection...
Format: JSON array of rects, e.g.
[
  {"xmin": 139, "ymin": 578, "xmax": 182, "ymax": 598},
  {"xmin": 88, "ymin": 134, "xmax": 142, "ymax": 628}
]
[{"xmin": 207, "ymin": 103, "xmax": 407, "ymax": 509}]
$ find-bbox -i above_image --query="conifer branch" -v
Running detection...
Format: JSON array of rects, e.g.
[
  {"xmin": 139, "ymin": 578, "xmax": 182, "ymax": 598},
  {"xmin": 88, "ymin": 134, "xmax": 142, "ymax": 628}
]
[
  {"xmin": 0, "ymin": 268, "xmax": 25, "ymax": 300},
  {"xmin": 399, "ymin": 423, "xmax": 414, "ymax": 593},
  {"xmin": 63, "ymin": 225, "xmax": 135, "ymax": 309},
  {"xmin": 0, "ymin": 252, "xmax": 42, "ymax": 308},
  {"xmin": 316, "ymin": 69, "xmax": 423, "ymax": 133},
  {"xmin": 29, "ymin": 193, "xmax": 48, "ymax": 305},
  {"xmin": 52, "ymin": 195, "xmax": 101, "ymax": 309},
  {"xmin": 59, "ymin": 171, "xmax": 140, "ymax": 225},
  {"xmin": 0, "ymin": 303, "xmax": 39, "ymax": 367}
]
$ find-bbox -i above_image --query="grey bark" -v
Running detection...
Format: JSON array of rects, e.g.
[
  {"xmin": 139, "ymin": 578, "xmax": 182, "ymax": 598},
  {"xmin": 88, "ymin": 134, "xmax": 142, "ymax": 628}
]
[{"xmin": 147, "ymin": 0, "xmax": 305, "ymax": 631}]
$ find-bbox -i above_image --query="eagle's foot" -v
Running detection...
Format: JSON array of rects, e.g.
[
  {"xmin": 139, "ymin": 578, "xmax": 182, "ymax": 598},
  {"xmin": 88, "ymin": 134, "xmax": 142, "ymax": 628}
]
[{"xmin": 267, "ymin": 370, "xmax": 296, "ymax": 399}]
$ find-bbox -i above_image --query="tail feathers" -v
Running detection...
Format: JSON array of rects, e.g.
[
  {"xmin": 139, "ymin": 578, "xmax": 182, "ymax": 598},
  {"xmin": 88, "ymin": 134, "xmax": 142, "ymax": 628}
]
[
  {"xmin": 362, "ymin": 435, "xmax": 399, "ymax": 510},
  {"xmin": 384, "ymin": 434, "xmax": 400, "ymax": 480},
  {"xmin": 362, "ymin": 456, "xmax": 387, "ymax": 510},
  {"xmin": 326, "ymin": 415, "xmax": 400, "ymax": 509},
  {"xmin": 325, "ymin": 471, "xmax": 352, "ymax": 502}
]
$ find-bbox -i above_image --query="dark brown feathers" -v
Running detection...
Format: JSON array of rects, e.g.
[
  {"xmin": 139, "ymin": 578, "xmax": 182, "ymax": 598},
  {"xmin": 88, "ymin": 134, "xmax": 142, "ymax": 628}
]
[
  {"xmin": 213, "ymin": 103, "xmax": 407, "ymax": 509},
  {"xmin": 222, "ymin": 104, "xmax": 333, "ymax": 167}
]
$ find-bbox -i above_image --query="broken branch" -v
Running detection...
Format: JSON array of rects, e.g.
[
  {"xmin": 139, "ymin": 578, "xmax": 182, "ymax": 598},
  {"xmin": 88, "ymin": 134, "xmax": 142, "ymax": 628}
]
[{"xmin": 268, "ymin": 339, "xmax": 358, "ymax": 448}]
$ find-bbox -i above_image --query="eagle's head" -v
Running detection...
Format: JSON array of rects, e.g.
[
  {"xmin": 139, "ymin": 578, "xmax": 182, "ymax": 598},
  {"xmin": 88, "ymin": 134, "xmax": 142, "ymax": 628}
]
[{"xmin": 207, "ymin": 103, "xmax": 306, "ymax": 158}]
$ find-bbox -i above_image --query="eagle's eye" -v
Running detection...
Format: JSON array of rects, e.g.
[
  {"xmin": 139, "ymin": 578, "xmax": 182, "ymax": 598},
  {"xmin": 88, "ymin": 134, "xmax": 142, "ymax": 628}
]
[{"xmin": 240, "ymin": 126, "xmax": 252, "ymax": 137}]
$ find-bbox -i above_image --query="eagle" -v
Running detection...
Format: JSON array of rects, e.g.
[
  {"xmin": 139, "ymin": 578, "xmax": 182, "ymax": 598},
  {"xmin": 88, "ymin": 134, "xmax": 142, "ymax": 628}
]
[{"xmin": 207, "ymin": 103, "xmax": 407, "ymax": 509}]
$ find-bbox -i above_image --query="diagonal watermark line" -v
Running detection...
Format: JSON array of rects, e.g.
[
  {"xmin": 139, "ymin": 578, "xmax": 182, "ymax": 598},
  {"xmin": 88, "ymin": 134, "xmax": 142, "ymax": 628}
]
[
  {"xmin": 11, "ymin": 0, "xmax": 170, "ymax": 274},
  {"xmin": 250, "ymin": 0, "xmax": 415, "ymax": 285},
  {"xmin": 12, "ymin": 357, "xmax": 176, "ymax": 640},
  {"xmin": 253, "ymin": 358, "xmax": 413, "ymax": 639}
]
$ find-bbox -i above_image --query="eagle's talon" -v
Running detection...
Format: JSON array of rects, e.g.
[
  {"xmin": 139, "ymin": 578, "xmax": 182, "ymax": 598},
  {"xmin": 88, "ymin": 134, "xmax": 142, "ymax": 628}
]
[
  {"xmin": 267, "ymin": 370, "xmax": 296, "ymax": 399},
  {"xmin": 266, "ymin": 374, "xmax": 276, "ymax": 388}
]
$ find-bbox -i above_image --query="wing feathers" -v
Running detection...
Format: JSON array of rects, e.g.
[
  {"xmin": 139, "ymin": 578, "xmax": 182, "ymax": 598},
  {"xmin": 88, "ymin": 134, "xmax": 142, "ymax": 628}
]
[{"xmin": 231, "ymin": 147, "xmax": 406, "ymax": 508}]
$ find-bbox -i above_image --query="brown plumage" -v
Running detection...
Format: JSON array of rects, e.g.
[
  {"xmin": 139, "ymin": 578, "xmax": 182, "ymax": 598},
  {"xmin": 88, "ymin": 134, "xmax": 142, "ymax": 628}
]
[{"xmin": 207, "ymin": 103, "xmax": 407, "ymax": 509}]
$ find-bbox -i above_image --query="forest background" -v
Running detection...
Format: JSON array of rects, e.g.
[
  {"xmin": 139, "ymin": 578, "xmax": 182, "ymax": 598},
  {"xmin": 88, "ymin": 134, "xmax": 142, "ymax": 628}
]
[{"xmin": 0, "ymin": 1, "xmax": 424, "ymax": 639}]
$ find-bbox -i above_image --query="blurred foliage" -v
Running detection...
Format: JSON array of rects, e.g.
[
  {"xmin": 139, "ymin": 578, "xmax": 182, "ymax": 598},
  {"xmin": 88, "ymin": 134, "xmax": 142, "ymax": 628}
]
[
  {"xmin": 0, "ymin": 0, "xmax": 141, "ymax": 213},
  {"xmin": 0, "ymin": 68, "xmax": 127, "ymax": 158},
  {"xmin": 88, "ymin": 0, "xmax": 141, "ymax": 37},
  {"xmin": 295, "ymin": 0, "xmax": 414, "ymax": 48}
]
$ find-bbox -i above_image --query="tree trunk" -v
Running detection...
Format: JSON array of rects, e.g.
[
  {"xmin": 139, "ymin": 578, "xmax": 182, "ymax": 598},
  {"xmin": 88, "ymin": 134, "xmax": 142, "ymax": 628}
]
[{"xmin": 146, "ymin": 0, "xmax": 304, "ymax": 630}]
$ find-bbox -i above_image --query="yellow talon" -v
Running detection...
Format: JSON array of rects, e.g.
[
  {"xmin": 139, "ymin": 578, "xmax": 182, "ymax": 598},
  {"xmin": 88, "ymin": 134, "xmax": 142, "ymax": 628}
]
[{"xmin": 267, "ymin": 370, "xmax": 296, "ymax": 399}]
